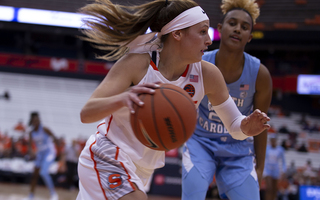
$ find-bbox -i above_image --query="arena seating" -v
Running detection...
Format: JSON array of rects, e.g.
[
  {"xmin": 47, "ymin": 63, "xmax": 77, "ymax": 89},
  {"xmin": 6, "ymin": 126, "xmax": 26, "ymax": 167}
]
[{"xmin": 0, "ymin": 71, "xmax": 98, "ymax": 143}]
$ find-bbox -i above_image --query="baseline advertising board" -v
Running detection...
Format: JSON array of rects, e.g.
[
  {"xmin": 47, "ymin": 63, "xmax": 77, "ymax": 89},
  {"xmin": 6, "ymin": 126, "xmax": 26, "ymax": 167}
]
[{"xmin": 300, "ymin": 185, "xmax": 320, "ymax": 200}]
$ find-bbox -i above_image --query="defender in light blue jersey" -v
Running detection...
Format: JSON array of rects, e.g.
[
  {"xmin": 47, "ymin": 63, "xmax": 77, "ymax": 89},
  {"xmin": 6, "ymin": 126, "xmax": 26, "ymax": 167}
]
[
  {"xmin": 182, "ymin": 0, "xmax": 273, "ymax": 199},
  {"xmin": 24, "ymin": 112, "xmax": 59, "ymax": 200},
  {"xmin": 264, "ymin": 135, "xmax": 286, "ymax": 200}
]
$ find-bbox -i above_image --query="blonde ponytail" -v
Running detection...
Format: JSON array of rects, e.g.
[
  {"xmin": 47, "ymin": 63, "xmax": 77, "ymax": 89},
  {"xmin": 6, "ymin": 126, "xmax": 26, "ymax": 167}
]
[{"xmin": 79, "ymin": 0, "xmax": 198, "ymax": 60}]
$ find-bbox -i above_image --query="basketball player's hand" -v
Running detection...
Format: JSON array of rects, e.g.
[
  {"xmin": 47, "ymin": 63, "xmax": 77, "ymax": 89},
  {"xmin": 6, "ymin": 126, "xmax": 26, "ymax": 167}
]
[
  {"xmin": 240, "ymin": 109, "xmax": 270, "ymax": 137},
  {"xmin": 125, "ymin": 83, "xmax": 160, "ymax": 113}
]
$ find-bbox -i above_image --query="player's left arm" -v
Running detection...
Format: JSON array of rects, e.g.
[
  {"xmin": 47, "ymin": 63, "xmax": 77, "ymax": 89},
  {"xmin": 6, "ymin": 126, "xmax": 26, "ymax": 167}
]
[
  {"xmin": 253, "ymin": 63, "xmax": 273, "ymax": 186},
  {"xmin": 43, "ymin": 127, "xmax": 59, "ymax": 148}
]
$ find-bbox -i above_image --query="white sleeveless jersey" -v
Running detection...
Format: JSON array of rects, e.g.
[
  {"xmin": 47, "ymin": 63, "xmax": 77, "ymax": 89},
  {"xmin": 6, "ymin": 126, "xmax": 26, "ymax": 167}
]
[{"xmin": 97, "ymin": 54, "xmax": 205, "ymax": 169}]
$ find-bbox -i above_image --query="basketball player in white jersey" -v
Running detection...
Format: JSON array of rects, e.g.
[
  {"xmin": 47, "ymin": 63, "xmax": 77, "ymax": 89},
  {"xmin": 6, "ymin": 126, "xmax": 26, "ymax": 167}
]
[{"xmin": 77, "ymin": 0, "xmax": 271, "ymax": 199}]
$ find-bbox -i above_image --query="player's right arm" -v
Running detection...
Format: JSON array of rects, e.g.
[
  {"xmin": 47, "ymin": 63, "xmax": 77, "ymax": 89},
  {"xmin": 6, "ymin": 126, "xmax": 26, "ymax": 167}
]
[{"xmin": 80, "ymin": 53, "xmax": 159, "ymax": 123}]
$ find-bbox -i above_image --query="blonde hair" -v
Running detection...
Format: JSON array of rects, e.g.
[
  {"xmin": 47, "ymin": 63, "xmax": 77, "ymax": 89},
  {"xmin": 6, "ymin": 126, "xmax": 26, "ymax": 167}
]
[
  {"xmin": 221, "ymin": 0, "xmax": 260, "ymax": 24},
  {"xmin": 79, "ymin": 0, "xmax": 198, "ymax": 61}
]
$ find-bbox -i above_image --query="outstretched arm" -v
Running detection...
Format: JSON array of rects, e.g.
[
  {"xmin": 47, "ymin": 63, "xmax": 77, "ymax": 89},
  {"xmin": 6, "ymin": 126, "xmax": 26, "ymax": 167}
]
[{"xmin": 202, "ymin": 61, "xmax": 270, "ymax": 140}]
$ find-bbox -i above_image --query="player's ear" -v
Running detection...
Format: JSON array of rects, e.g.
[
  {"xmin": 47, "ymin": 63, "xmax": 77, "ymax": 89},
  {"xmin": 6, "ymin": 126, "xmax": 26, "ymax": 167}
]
[
  {"xmin": 217, "ymin": 23, "xmax": 222, "ymax": 34},
  {"xmin": 247, "ymin": 33, "xmax": 253, "ymax": 43},
  {"xmin": 172, "ymin": 30, "xmax": 182, "ymax": 41}
]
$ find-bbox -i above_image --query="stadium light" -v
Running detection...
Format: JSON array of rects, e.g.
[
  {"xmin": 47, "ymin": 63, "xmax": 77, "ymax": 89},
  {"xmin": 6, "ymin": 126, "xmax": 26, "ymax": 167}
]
[
  {"xmin": 0, "ymin": 6, "xmax": 220, "ymax": 41},
  {"xmin": 0, "ymin": 6, "xmax": 15, "ymax": 22},
  {"xmin": 17, "ymin": 8, "xmax": 87, "ymax": 28}
]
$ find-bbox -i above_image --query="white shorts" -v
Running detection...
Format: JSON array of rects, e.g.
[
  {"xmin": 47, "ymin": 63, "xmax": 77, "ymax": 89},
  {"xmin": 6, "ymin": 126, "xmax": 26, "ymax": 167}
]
[{"xmin": 76, "ymin": 133, "xmax": 154, "ymax": 200}]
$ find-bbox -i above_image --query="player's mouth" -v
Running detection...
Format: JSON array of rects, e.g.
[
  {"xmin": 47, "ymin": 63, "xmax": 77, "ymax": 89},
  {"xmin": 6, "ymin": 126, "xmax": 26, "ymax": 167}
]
[{"xmin": 230, "ymin": 35, "xmax": 241, "ymax": 41}]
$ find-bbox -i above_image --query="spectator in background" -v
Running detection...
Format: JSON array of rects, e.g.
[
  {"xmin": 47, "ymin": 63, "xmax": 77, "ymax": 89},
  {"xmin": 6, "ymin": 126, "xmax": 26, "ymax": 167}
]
[
  {"xmin": 286, "ymin": 161, "xmax": 297, "ymax": 182},
  {"xmin": 277, "ymin": 175, "xmax": 290, "ymax": 200},
  {"xmin": 55, "ymin": 137, "xmax": 66, "ymax": 162},
  {"xmin": 288, "ymin": 131, "xmax": 297, "ymax": 149},
  {"xmin": 264, "ymin": 134, "xmax": 286, "ymax": 200},
  {"xmin": 303, "ymin": 159, "xmax": 316, "ymax": 181},
  {"xmin": 268, "ymin": 124, "xmax": 277, "ymax": 134},
  {"xmin": 14, "ymin": 119, "xmax": 26, "ymax": 133},
  {"xmin": 14, "ymin": 137, "xmax": 29, "ymax": 157},
  {"xmin": 297, "ymin": 113, "xmax": 308, "ymax": 126},
  {"xmin": 302, "ymin": 121, "xmax": 311, "ymax": 132},
  {"xmin": 2, "ymin": 132, "xmax": 13, "ymax": 158},
  {"xmin": 279, "ymin": 124, "xmax": 290, "ymax": 134},
  {"xmin": 281, "ymin": 139, "xmax": 291, "ymax": 151},
  {"xmin": 309, "ymin": 123, "xmax": 319, "ymax": 133},
  {"xmin": 64, "ymin": 139, "xmax": 80, "ymax": 190},
  {"xmin": 24, "ymin": 112, "xmax": 59, "ymax": 200},
  {"xmin": 297, "ymin": 143, "xmax": 308, "ymax": 153}
]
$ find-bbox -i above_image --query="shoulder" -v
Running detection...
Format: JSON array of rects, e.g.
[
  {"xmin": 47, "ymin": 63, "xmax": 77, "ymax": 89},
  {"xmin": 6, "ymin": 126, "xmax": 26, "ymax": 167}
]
[
  {"xmin": 201, "ymin": 60, "xmax": 221, "ymax": 77},
  {"xmin": 108, "ymin": 53, "xmax": 151, "ymax": 85},
  {"xmin": 258, "ymin": 63, "xmax": 271, "ymax": 77},
  {"xmin": 279, "ymin": 146, "xmax": 285, "ymax": 152},
  {"xmin": 202, "ymin": 50, "xmax": 217, "ymax": 62},
  {"xmin": 201, "ymin": 60, "xmax": 229, "ymax": 104},
  {"xmin": 43, "ymin": 127, "xmax": 53, "ymax": 136},
  {"xmin": 255, "ymin": 63, "xmax": 272, "ymax": 89},
  {"xmin": 244, "ymin": 52, "xmax": 259, "ymax": 61},
  {"xmin": 116, "ymin": 53, "xmax": 150, "ymax": 70}
]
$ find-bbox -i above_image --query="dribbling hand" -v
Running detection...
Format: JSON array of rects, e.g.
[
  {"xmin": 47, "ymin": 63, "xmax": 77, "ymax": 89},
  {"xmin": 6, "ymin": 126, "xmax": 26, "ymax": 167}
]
[
  {"xmin": 240, "ymin": 109, "xmax": 270, "ymax": 137},
  {"xmin": 123, "ymin": 83, "xmax": 160, "ymax": 114}
]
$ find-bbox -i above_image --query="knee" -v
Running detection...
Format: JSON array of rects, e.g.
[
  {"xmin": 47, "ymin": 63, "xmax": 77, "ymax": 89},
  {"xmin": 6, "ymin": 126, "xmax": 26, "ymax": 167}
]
[
  {"xmin": 39, "ymin": 168, "xmax": 48, "ymax": 177},
  {"xmin": 182, "ymin": 168, "xmax": 209, "ymax": 198}
]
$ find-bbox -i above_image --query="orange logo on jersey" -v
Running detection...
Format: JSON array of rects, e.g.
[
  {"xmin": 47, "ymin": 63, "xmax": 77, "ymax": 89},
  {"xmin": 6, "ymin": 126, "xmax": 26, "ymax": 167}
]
[
  {"xmin": 184, "ymin": 84, "xmax": 195, "ymax": 97},
  {"xmin": 108, "ymin": 173, "xmax": 122, "ymax": 189}
]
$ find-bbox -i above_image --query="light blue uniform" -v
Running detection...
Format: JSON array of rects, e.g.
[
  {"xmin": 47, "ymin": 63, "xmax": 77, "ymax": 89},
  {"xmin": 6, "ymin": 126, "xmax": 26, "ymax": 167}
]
[
  {"xmin": 31, "ymin": 124, "xmax": 56, "ymax": 194},
  {"xmin": 264, "ymin": 145, "xmax": 286, "ymax": 179},
  {"xmin": 182, "ymin": 50, "xmax": 261, "ymax": 200}
]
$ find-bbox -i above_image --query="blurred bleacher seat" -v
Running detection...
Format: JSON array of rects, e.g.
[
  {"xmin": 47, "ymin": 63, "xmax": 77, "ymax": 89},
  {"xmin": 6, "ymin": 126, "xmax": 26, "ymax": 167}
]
[{"xmin": 0, "ymin": 71, "xmax": 99, "ymax": 144}]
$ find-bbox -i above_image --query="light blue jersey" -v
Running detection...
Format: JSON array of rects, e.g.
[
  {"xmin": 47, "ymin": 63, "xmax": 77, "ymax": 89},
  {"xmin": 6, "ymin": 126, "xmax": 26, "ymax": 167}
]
[
  {"xmin": 31, "ymin": 124, "xmax": 56, "ymax": 167},
  {"xmin": 264, "ymin": 145, "xmax": 286, "ymax": 179},
  {"xmin": 197, "ymin": 49, "xmax": 259, "ymax": 143},
  {"xmin": 31, "ymin": 124, "xmax": 57, "ymax": 195},
  {"xmin": 32, "ymin": 124, "xmax": 55, "ymax": 153},
  {"xmin": 182, "ymin": 50, "xmax": 261, "ymax": 199}
]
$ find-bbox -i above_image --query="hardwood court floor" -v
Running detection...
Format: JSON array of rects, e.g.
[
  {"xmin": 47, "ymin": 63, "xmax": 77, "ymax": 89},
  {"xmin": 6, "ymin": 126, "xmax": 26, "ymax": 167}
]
[
  {"xmin": 0, "ymin": 182, "xmax": 219, "ymax": 200},
  {"xmin": 0, "ymin": 182, "xmax": 184, "ymax": 200}
]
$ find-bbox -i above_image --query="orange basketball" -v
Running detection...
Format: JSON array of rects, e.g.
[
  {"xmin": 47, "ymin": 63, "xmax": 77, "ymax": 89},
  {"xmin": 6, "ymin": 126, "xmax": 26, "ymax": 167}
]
[{"xmin": 130, "ymin": 83, "xmax": 197, "ymax": 151}]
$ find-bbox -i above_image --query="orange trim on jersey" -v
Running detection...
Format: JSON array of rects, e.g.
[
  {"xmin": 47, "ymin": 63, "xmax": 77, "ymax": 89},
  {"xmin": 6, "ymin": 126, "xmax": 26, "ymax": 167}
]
[
  {"xmin": 120, "ymin": 162, "xmax": 136, "ymax": 191},
  {"xmin": 114, "ymin": 147, "xmax": 136, "ymax": 191},
  {"xmin": 181, "ymin": 64, "xmax": 190, "ymax": 77},
  {"xmin": 115, "ymin": 146, "xmax": 120, "ymax": 160},
  {"xmin": 151, "ymin": 60, "xmax": 189, "ymax": 78},
  {"xmin": 105, "ymin": 115, "xmax": 113, "ymax": 137},
  {"xmin": 150, "ymin": 60, "xmax": 158, "ymax": 71},
  {"xmin": 97, "ymin": 122, "xmax": 105, "ymax": 129},
  {"xmin": 89, "ymin": 140, "xmax": 108, "ymax": 200},
  {"xmin": 194, "ymin": 101, "xmax": 198, "ymax": 104}
]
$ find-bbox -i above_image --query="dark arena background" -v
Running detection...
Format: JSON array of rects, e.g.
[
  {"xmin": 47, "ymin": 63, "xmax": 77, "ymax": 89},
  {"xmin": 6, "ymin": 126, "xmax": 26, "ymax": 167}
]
[{"xmin": 0, "ymin": 0, "xmax": 320, "ymax": 199}]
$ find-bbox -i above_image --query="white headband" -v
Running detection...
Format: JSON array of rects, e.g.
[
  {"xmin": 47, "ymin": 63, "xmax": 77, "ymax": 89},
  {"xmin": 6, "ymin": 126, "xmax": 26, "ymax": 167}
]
[{"xmin": 126, "ymin": 6, "xmax": 209, "ymax": 54}]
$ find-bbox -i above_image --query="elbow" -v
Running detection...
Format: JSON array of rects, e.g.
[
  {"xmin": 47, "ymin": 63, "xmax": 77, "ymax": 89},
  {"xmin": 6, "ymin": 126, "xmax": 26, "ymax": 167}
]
[{"xmin": 80, "ymin": 109, "xmax": 90, "ymax": 123}]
